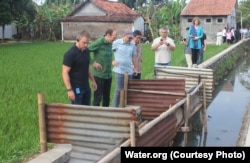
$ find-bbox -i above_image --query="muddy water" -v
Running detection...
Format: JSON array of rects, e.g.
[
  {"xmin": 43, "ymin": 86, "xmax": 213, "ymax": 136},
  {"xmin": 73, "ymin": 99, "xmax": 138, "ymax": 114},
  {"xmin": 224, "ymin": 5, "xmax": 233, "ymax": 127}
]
[{"xmin": 173, "ymin": 55, "xmax": 250, "ymax": 147}]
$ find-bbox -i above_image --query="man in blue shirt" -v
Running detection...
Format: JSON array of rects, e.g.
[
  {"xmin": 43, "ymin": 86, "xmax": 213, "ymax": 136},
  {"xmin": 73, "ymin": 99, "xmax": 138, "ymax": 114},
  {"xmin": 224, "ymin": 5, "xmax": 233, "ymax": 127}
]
[{"xmin": 112, "ymin": 29, "xmax": 138, "ymax": 107}]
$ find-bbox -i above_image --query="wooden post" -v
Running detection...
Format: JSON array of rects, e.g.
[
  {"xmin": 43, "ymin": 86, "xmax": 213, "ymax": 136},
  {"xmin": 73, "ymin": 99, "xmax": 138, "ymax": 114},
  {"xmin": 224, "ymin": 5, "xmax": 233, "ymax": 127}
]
[
  {"xmin": 130, "ymin": 121, "xmax": 136, "ymax": 147},
  {"xmin": 119, "ymin": 89, "xmax": 125, "ymax": 107},
  {"xmin": 183, "ymin": 94, "xmax": 190, "ymax": 132},
  {"xmin": 124, "ymin": 72, "xmax": 128, "ymax": 106},
  {"xmin": 183, "ymin": 132, "xmax": 188, "ymax": 147},
  {"xmin": 202, "ymin": 81, "xmax": 208, "ymax": 133},
  {"xmin": 38, "ymin": 93, "xmax": 47, "ymax": 153}
]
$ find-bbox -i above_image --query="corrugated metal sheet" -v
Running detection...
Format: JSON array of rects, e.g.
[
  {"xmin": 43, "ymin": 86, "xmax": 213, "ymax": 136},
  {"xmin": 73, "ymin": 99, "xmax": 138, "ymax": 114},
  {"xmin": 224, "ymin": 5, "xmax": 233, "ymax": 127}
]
[
  {"xmin": 44, "ymin": 104, "xmax": 141, "ymax": 163},
  {"xmin": 136, "ymin": 113, "xmax": 177, "ymax": 147},
  {"xmin": 37, "ymin": 77, "xmax": 205, "ymax": 163},
  {"xmin": 154, "ymin": 66, "xmax": 214, "ymax": 103},
  {"xmin": 127, "ymin": 79, "xmax": 186, "ymax": 120},
  {"xmin": 125, "ymin": 79, "xmax": 187, "ymax": 148}
]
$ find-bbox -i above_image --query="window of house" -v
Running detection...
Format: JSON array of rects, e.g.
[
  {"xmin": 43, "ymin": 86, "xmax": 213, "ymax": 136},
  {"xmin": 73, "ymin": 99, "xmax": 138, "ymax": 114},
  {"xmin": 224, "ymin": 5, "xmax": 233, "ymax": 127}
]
[
  {"xmin": 205, "ymin": 18, "xmax": 212, "ymax": 23},
  {"xmin": 217, "ymin": 18, "xmax": 223, "ymax": 23},
  {"xmin": 187, "ymin": 18, "xmax": 192, "ymax": 23}
]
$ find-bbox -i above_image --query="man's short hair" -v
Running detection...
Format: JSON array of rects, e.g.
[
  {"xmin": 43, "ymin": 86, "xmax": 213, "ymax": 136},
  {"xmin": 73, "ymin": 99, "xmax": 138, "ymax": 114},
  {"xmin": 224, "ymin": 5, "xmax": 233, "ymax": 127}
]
[
  {"xmin": 133, "ymin": 30, "xmax": 142, "ymax": 37},
  {"xmin": 160, "ymin": 26, "xmax": 169, "ymax": 33}
]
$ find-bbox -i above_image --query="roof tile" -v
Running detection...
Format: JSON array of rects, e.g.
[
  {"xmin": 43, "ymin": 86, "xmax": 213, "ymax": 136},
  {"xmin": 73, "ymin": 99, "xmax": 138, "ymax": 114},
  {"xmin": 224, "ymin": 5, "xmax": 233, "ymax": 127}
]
[
  {"xmin": 62, "ymin": 0, "xmax": 139, "ymax": 22},
  {"xmin": 181, "ymin": 0, "xmax": 236, "ymax": 16}
]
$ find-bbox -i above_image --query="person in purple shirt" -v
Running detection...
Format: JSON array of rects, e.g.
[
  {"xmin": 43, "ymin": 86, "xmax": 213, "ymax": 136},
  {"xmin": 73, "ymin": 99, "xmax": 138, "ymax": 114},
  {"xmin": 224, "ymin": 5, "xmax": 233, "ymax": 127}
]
[{"xmin": 131, "ymin": 30, "xmax": 142, "ymax": 79}]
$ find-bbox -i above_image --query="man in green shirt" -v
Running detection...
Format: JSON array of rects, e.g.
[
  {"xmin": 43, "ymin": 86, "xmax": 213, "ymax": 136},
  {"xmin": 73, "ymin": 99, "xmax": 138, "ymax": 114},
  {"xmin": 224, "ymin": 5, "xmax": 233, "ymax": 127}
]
[{"xmin": 88, "ymin": 28, "xmax": 117, "ymax": 107}]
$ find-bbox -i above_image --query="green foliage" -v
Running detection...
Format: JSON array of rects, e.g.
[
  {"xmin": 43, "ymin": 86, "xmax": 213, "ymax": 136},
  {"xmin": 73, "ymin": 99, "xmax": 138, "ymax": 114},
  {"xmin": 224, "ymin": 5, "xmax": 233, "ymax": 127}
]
[
  {"xmin": 33, "ymin": 2, "xmax": 73, "ymax": 41},
  {"xmin": 0, "ymin": 0, "xmax": 12, "ymax": 41},
  {"xmin": 149, "ymin": 0, "xmax": 186, "ymax": 40},
  {"xmin": 239, "ymin": 0, "xmax": 250, "ymax": 27},
  {"xmin": 213, "ymin": 46, "xmax": 243, "ymax": 83},
  {"xmin": 10, "ymin": 0, "xmax": 36, "ymax": 39},
  {"xmin": 0, "ymin": 1, "xmax": 12, "ymax": 26}
]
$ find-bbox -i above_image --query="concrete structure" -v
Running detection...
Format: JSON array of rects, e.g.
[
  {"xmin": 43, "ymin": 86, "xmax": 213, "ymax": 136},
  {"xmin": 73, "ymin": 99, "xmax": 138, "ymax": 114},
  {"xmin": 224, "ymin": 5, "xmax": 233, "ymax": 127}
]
[
  {"xmin": 180, "ymin": 0, "xmax": 239, "ymax": 44},
  {"xmin": 60, "ymin": 0, "xmax": 144, "ymax": 41},
  {"xmin": 0, "ymin": 24, "xmax": 17, "ymax": 39},
  {"xmin": 28, "ymin": 144, "xmax": 72, "ymax": 163}
]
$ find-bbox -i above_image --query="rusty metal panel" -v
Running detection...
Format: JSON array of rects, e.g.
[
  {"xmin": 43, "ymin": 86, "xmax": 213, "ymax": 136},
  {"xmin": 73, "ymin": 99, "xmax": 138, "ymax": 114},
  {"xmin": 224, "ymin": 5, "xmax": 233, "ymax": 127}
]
[
  {"xmin": 127, "ymin": 79, "xmax": 186, "ymax": 120},
  {"xmin": 136, "ymin": 113, "xmax": 177, "ymax": 146},
  {"xmin": 128, "ymin": 79, "xmax": 186, "ymax": 93},
  {"xmin": 43, "ymin": 104, "xmax": 141, "ymax": 163},
  {"xmin": 154, "ymin": 66, "xmax": 214, "ymax": 103}
]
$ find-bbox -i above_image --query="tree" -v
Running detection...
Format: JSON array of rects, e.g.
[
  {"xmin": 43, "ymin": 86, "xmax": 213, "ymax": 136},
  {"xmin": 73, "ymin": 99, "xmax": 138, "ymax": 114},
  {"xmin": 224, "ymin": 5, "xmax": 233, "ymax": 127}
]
[
  {"xmin": 11, "ymin": 0, "xmax": 36, "ymax": 39},
  {"xmin": 150, "ymin": 0, "xmax": 186, "ymax": 40},
  {"xmin": 33, "ymin": 1, "xmax": 73, "ymax": 40},
  {"xmin": 118, "ymin": 0, "xmax": 135, "ymax": 8},
  {"xmin": 0, "ymin": 0, "xmax": 12, "ymax": 43},
  {"xmin": 239, "ymin": 0, "xmax": 250, "ymax": 28}
]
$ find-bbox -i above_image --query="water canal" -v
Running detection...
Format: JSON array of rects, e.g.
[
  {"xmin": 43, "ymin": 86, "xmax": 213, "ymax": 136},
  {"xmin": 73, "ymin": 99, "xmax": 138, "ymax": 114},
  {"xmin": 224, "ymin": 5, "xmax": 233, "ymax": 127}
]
[{"xmin": 174, "ymin": 55, "xmax": 250, "ymax": 147}]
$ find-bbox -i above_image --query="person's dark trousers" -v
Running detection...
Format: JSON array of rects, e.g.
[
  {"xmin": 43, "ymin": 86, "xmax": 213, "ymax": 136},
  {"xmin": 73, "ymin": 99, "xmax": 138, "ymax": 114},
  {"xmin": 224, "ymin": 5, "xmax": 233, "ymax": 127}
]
[
  {"xmin": 197, "ymin": 46, "xmax": 204, "ymax": 64},
  {"xmin": 191, "ymin": 48, "xmax": 200, "ymax": 64},
  {"xmin": 223, "ymin": 36, "xmax": 226, "ymax": 43},
  {"xmin": 132, "ymin": 73, "xmax": 141, "ymax": 79},
  {"xmin": 71, "ymin": 87, "xmax": 91, "ymax": 105},
  {"xmin": 93, "ymin": 76, "xmax": 112, "ymax": 107}
]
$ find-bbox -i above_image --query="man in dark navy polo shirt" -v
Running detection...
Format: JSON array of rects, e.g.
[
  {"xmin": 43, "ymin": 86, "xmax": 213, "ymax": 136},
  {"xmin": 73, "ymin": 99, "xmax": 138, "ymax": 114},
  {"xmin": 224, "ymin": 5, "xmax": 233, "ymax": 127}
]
[{"xmin": 62, "ymin": 30, "xmax": 97, "ymax": 105}]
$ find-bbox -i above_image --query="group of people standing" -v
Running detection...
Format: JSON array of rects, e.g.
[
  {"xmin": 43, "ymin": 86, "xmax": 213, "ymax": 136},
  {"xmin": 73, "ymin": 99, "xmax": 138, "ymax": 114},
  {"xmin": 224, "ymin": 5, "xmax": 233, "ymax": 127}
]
[
  {"xmin": 62, "ymin": 28, "xmax": 142, "ymax": 108},
  {"xmin": 182, "ymin": 17, "xmax": 207, "ymax": 68},
  {"xmin": 61, "ymin": 17, "xmax": 210, "ymax": 108}
]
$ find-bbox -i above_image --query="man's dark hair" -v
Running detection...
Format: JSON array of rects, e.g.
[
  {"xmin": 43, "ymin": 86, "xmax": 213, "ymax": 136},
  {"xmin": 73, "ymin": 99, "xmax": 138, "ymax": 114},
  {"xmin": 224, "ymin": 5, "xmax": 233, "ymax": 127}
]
[
  {"xmin": 133, "ymin": 30, "xmax": 142, "ymax": 37},
  {"xmin": 104, "ymin": 28, "xmax": 115, "ymax": 36},
  {"xmin": 76, "ymin": 30, "xmax": 90, "ymax": 41}
]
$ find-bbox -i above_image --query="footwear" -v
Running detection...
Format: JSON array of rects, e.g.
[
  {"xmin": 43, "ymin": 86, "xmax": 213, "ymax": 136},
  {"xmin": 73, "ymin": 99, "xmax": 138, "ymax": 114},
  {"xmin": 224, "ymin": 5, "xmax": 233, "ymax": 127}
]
[{"xmin": 192, "ymin": 64, "xmax": 197, "ymax": 68}]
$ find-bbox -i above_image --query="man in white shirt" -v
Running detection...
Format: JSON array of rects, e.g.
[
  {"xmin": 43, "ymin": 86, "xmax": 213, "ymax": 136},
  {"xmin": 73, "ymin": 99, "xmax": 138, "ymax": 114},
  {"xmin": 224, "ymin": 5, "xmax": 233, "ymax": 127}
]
[{"xmin": 151, "ymin": 26, "xmax": 175, "ymax": 66}]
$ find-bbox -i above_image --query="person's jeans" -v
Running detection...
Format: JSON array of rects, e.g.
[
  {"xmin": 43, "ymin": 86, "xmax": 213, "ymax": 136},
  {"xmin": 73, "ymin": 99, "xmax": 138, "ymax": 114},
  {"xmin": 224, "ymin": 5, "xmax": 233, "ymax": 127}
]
[
  {"xmin": 93, "ymin": 76, "xmax": 112, "ymax": 107},
  {"xmin": 71, "ymin": 87, "xmax": 91, "ymax": 105},
  {"xmin": 112, "ymin": 72, "xmax": 132, "ymax": 107},
  {"xmin": 155, "ymin": 62, "xmax": 171, "ymax": 66}
]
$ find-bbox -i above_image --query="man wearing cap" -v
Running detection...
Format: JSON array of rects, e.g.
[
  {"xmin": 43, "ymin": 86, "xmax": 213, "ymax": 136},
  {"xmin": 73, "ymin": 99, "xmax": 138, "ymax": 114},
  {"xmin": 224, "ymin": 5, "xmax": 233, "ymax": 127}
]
[
  {"xmin": 151, "ymin": 26, "xmax": 175, "ymax": 66},
  {"xmin": 112, "ymin": 28, "xmax": 138, "ymax": 107}
]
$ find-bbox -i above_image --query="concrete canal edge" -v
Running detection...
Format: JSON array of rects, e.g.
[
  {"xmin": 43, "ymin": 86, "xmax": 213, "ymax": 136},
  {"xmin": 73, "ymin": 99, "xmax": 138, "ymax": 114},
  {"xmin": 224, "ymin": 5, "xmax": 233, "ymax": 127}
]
[
  {"xmin": 237, "ymin": 102, "xmax": 250, "ymax": 146},
  {"xmin": 27, "ymin": 144, "xmax": 72, "ymax": 163}
]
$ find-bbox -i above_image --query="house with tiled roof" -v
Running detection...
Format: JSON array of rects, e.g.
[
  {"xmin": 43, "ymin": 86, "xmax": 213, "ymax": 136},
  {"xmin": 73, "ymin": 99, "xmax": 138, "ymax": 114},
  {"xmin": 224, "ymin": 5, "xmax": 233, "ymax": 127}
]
[
  {"xmin": 60, "ymin": 0, "xmax": 144, "ymax": 41},
  {"xmin": 180, "ymin": 0, "xmax": 239, "ymax": 43}
]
